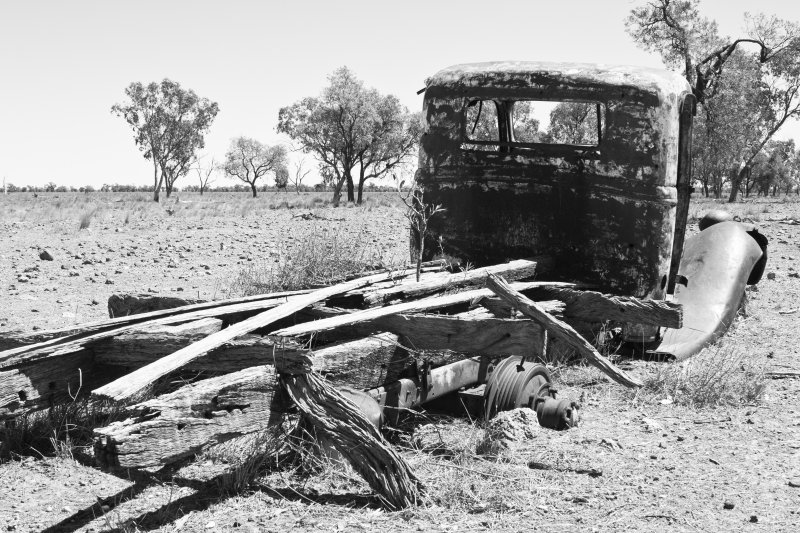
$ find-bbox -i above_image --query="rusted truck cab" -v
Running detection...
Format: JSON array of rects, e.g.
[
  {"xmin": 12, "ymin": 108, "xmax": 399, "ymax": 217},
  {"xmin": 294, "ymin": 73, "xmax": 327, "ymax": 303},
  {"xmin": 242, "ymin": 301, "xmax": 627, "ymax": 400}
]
[{"xmin": 416, "ymin": 62, "xmax": 696, "ymax": 301}]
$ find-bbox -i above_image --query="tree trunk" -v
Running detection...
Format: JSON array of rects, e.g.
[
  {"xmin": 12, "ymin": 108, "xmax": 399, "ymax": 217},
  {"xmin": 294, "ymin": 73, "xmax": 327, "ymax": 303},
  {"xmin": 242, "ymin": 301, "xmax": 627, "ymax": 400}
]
[
  {"xmin": 250, "ymin": 182, "xmax": 258, "ymax": 198},
  {"xmin": 729, "ymin": 165, "xmax": 747, "ymax": 202},
  {"xmin": 152, "ymin": 160, "xmax": 161, "ymax": 202},
  {"xmin": 346, "ymin": 172, "xmax": 355, "ymax": 203},
  {"xmin": 357, "ymin": 176, "xmax": 366, "ymax": 204}
]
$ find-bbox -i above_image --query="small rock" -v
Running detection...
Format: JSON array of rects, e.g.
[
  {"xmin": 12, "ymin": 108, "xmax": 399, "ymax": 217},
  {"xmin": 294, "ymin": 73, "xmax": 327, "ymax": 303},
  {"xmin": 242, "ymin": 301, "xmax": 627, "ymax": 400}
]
[
  {"xmin": 476, "ymin": 408, "xmax": 539, "ymax": 458},
  {"xmin": 749, "ymin": 515, "xmax": 758, "ymax": 523},
  {"xmin": 723, "ymin": 501, "xmax": 735, "ymax": 510},
  {"xmin": 788, "ymin": 479, "xmax": 800, "ymax": 488},
  {"xmin": 91, "ymin": 299, "xmax": 99, "ymax": 305},
  {"xmin": 62, "ymin": 506, "xmax": 72, "ymax": 513},
  {"xmin": 105, "ymin": 279, "xmax": 114, "ymax": 285},
  {"xmin": 789, "ymin": 272, "xmax": 799, "ymax": 278},
  {"xmin": 39, "ymin": 250, "xmax": 53, "ymax": 261},
  {"xmin": 205, "ymin": 522, "xmax": 216, "ymax": 529},
  {"xmin": 45, "ymin": 506, "xmax": 53, "ymax": 512},
  {"xmin": 767, "ymin": 272, "xmax": 776, "ymax": 280}
]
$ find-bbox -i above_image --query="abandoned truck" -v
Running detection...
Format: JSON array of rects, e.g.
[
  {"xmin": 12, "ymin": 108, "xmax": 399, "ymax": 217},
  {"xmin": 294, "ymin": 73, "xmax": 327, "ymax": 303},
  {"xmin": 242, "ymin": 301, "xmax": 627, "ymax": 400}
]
[{"xmin": 413, "ymin": 61, "xmax": 768, "ymax": 361}]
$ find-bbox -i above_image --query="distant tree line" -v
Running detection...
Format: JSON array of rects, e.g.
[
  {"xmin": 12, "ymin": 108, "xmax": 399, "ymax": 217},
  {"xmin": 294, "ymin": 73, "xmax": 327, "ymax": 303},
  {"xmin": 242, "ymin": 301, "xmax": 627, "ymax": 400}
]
[
  {"xmin": 105, "ymin": 66, "xmax": 418, "ymax": 205},
  {"xmin": 1, "ymin": 181, "xmax": 401, "ymax": 194}
]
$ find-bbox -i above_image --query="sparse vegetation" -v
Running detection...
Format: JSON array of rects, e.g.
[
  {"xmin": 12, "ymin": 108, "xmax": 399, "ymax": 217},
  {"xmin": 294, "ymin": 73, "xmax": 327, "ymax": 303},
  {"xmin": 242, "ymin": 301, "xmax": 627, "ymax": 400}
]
[
  {"xmin": 631, "ymin": 343, "xmax": 767, "ymax": 408},
  {"xmin": 78, "ymin": 208, "xmax": 96, "ymax": 229},
  {"xmin": 226, "ymin": 225, "xmax": 388, "ymax": 295}
]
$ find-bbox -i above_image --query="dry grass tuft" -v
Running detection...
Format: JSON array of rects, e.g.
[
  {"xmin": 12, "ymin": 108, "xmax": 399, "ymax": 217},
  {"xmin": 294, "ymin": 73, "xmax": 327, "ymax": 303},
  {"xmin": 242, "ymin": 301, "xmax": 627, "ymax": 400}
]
[
  {"xmin": 632, "ymin": 344, "xmax": 767, "ymax": 408},
  {"xmin": 0, "ymin": 399, "xmax": 127, "ymax": 461},
  {"xmin": 78, "ymin": 208, "xmax": 97, "ymax": 229},
  {"xmin": 227, "ymin": 225, "xmax": 387, "ymax": 295}
]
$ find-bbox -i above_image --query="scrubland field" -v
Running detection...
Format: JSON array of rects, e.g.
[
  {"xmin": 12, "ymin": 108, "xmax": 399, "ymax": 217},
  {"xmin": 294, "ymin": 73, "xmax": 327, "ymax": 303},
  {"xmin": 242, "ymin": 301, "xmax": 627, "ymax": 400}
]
[{"xmin": 1, "ymin": 192, "xmax": 800, "ymax": 532}]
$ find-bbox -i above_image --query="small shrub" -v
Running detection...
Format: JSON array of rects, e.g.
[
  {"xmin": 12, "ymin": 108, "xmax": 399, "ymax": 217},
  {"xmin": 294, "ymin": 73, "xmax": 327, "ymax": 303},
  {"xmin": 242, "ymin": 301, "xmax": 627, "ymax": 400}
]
[
  {"xmin": 634, "ymin": 344, "xmax": 766, "ymax": 408},
  {"xmin": 78, "ymin": 208, "xmax": 96, "ymax": 229}
]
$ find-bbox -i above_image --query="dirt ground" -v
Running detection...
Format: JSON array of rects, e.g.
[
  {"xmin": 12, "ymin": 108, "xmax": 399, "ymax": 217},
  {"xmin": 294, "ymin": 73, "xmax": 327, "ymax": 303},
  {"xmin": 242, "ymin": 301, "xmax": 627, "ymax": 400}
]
[{"xmin": 1, "ymin": 192, "xmax": 799, "ymax": 532}]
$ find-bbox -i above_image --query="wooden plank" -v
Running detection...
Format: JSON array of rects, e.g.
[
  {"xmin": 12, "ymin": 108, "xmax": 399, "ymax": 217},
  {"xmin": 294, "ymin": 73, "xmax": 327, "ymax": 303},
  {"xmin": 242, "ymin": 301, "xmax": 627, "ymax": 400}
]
[
  {"xmin": 532, "ymin": 287, "xmax": 682, "ymax": 328},
  {"xmin": 362, "ymin": 259, "xmax": 537, "ymax": 307},
  {"xmin": 272, "ymin": 281, "xmax": 573, "ymax": 338},
  {"xmin": 93, "ymin": 366, "xmax": 284, "ymax": 469},
  {"xmin": 91, "ymin": 269, "xmax": 422, "ymax": 403},
  {"xmin": 485, "ymin": 274, "xmax": 642, "ymax": 388}
]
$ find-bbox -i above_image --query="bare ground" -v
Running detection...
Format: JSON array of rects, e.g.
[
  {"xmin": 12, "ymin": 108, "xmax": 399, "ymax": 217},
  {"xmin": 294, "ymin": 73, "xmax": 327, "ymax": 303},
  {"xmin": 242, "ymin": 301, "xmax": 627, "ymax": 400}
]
[{"xmin": 1, "ymin": 192, "xmax": 799, "ymax": 532}]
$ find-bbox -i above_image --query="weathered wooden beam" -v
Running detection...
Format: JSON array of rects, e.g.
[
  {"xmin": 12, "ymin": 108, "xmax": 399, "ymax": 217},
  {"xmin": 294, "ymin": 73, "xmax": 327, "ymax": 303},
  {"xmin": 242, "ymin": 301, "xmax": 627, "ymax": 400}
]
[
  {"xmin": 532, "ymin": 287, "xmax": 683, "ymax": 328},
  {"xmin": 0, "ymin": 349, "xmax": 94, "ymax": 420},
  {"xmin": 0, "ymin": 298, "xmax": 295, "ymax": 369},
  {"xmin": 108, "ymin": 293, "xmax": 206, "ymax": 318},
  {"xmin": 91, "ymin": 268, "xmax": 424, "ymax": 403},
  {"xmin": 93, "ymin": 366, "xmax": 286, "ymax": 470},
  {"xmin": 362, "ymin": 259, "xmax": 538, "ymax": 307},
  {"xmin": 486, "ymin": 274, "xmax": 642, "ymax": 388},
  {"xmin": 374, "ymin": 313, "xmax": 545, "ymax": 359},
  {"xmin": 272, "ymin": 281, "xmax": 572, "ymax": 337}
]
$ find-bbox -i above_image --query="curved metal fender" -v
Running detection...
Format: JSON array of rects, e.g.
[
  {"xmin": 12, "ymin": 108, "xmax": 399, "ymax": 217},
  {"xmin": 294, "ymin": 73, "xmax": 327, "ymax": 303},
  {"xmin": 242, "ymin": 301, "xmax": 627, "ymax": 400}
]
[{"xmin": 653, "ymin": 221, "xmax": 763, "ymax": 361}]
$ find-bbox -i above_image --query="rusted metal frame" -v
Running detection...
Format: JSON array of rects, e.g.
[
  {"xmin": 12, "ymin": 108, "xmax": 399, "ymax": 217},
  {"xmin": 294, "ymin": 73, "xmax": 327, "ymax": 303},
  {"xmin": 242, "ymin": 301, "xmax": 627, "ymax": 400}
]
[{"xmin": 667, "ymin": 93, "xmax": 697, "ymax": 295}]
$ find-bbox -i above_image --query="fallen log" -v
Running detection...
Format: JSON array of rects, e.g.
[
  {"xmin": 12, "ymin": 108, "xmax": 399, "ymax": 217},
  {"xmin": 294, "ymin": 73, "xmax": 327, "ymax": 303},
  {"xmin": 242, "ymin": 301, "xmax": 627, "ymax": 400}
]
[
  {"xmin": 362, "ymin": 259, "xmax": 538, "ymax": 307},
  {"xmin": 272, "ymin": 281, "xmax": 572, "ymax": 338},
  {"xmin": 93, "ymin": 365, "xmax": 286, "ymax": 469},
  {"xmin": 486, "ymin": 274, "xmax": 642, "ymax": 388},
  {"xmin": 91, "ymin": 268, "xmax": 425, "ymax": 403}
]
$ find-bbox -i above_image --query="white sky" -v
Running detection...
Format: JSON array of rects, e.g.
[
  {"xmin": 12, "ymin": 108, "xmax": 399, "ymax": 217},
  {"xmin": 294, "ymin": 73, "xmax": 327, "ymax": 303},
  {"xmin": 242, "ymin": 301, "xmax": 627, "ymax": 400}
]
[{"xmin": 1, "ymin": 0, "xmax": 799, "ymax": 188}]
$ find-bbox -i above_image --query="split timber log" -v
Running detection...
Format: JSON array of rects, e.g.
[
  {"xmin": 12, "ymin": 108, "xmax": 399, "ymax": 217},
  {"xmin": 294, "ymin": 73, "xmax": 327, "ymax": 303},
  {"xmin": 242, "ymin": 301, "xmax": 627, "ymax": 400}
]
[
  {"xmin": 91, "ymin": 268, "xmax": 426, "ymax": 403},
  {"xmin": 93, "ymin": 365, "xmax": 287, "ymax": 470},
  {"xmin": 486, "ymin": 274, "xmax": 643, "ymax": 388},
  {"xmin": 374, "ymin": 313, "xmax": 545, "ymax": 358},
  {"xmin": 108, "ymin": 293, "xmax": 206, "ymax": 318},
  {"xmin": 92, "ymin": 317, "xmax": 309, "ymax": 374},
  {"xmin": 0, "ymin": 298, "xmax": 296, "ymax": 369},
  {"xmin": 272, "ymin": 281, "xmax": 572, "ymax": 338},
  {"xmin": 361, "ymin": 259, "xmax": 538, "ymax": 307},
  {"xmin": 531, "ymin": 287, "xmax": 683, "ymax": 328},
  {"xmin": 0, "ymin": 349, "xmax": 93, "ymax": 420},
  {"xmin": 282, "ymin": 372, "xmax": 423, "ymax": 510}
]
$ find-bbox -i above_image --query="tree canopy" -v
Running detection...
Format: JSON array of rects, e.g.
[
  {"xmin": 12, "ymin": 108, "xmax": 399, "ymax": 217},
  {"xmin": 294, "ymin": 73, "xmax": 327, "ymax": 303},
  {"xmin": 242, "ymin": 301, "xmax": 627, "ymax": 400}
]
[
  {"xmin": 111, "ymin": 79, "xmax": 219, "ymax": 201},
  {"xmin": 277, "ymin": 67, "xmax": 419, "ymax": 205},
  {"xmin": 223, "ymin": 137, "xmax": 288, "ymax": 198},
  {"xmin": 627, "ymin": 0, "xmax": 800, "ymax": 200}
]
